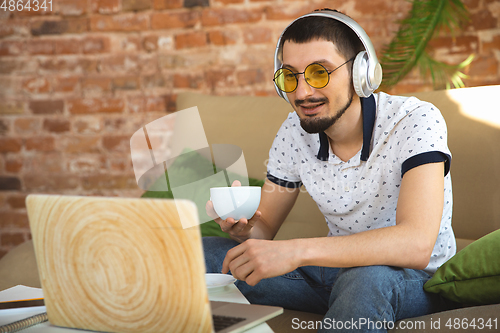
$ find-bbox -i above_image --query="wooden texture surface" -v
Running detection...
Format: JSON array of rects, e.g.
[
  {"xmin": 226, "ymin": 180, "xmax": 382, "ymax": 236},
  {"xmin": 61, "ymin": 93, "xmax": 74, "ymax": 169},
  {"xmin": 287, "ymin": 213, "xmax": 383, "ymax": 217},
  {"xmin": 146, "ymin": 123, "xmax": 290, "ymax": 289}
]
[{"xmin": 26, "ymin": 195, "xmax": 212, "ymax": 333}]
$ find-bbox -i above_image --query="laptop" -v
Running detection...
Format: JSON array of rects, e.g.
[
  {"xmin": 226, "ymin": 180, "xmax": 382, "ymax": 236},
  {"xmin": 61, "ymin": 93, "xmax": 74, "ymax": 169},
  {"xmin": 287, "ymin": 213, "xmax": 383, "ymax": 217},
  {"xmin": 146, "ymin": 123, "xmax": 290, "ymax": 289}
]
[{"xmin": 26, "ymin": 194, "xmax": 282, "ymax": 333}]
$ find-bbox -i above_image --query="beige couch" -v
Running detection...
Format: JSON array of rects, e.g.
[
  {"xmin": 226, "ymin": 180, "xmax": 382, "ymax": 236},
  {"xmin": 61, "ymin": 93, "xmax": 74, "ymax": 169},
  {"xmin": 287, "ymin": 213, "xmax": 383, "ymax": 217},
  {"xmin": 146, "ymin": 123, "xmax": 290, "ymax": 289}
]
[{"xmin": 1, "ymin": 85, "xmax": 499, "ymax": 332}]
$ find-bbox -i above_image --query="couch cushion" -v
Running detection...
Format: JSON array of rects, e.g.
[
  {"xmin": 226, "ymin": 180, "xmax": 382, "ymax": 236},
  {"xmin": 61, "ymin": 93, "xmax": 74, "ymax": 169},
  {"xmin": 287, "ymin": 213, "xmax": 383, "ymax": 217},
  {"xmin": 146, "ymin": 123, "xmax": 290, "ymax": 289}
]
[
  {"xmin": 424, "ymin": 229, "xmax": 500, "ymax": 305},
  {"xmin": 0, "ymin": 240, "xmax": 40, "ymax": 290}
]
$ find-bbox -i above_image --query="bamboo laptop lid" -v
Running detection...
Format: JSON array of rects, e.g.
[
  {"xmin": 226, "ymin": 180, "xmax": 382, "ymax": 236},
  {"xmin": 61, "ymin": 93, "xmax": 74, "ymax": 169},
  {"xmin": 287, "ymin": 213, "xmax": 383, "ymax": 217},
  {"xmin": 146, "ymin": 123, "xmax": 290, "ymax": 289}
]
[{"xmin": 26, "ymin": 194, "xmax": 212, "ymax": 333}]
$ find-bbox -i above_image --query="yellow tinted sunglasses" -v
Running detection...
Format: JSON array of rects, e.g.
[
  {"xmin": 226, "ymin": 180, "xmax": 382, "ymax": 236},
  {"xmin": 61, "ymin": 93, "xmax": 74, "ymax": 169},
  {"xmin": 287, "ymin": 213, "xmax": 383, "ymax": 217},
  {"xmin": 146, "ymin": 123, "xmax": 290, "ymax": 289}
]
[{"xmin": 273, "ymin": 57, "xmax": 354, "ymax": 93}]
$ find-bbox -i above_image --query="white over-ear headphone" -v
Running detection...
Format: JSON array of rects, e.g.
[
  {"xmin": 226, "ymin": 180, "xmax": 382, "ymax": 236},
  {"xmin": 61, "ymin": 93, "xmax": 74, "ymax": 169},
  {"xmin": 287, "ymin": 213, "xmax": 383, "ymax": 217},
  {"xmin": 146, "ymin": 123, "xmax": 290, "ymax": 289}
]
[{"xmin": 274, "ymin": 10, "xmax": 383, "ymax": 102}]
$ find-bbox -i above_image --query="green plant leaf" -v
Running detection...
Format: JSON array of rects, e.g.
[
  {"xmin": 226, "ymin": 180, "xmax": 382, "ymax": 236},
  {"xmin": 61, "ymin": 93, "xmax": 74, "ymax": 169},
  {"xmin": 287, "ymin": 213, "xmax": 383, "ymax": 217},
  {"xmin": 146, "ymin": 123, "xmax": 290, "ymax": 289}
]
[{"xmin": 380, "ymin": 0, "xmax": 472, "ymax": 90}]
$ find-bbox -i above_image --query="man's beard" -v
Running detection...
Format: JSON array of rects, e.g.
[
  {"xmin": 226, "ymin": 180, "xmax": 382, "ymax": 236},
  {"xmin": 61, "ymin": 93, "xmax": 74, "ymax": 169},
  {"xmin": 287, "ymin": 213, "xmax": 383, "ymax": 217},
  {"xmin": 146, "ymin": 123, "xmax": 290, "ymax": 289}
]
[{"xmin": 297, "ymin": 90, "xmax": 354, "ymax": 134}]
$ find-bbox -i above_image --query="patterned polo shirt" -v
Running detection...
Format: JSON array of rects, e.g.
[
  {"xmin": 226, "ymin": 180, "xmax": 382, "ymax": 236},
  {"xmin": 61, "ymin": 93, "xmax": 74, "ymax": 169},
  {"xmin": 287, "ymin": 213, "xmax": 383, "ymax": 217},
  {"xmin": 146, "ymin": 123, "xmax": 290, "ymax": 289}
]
[{"xmin": 267, "ymin": 92, "xmax": 455, "ymax": 273}]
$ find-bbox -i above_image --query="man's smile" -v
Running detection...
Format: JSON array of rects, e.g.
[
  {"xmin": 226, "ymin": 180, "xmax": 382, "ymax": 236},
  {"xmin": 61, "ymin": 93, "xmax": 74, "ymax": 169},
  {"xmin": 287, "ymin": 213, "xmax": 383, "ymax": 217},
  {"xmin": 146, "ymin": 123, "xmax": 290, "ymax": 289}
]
[{"xmin": 295, "ymin": 98, "xmax": 328, "ymax": 116}]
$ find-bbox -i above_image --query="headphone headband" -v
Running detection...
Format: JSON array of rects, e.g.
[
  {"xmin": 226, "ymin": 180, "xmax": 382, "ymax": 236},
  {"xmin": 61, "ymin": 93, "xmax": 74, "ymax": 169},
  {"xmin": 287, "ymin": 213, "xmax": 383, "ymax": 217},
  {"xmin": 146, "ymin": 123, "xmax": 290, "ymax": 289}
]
[{"xmin": 274, "ymin": 10, "xmax": 383, "ymax": 100}]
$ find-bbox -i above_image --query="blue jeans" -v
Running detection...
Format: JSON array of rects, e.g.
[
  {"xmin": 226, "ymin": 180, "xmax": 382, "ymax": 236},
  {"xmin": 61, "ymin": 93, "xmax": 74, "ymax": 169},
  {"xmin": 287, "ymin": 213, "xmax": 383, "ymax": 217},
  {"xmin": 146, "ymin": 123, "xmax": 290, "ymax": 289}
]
[{"xmin": 203, "ymin": 237, "xmax": 458, "ymax": 333}]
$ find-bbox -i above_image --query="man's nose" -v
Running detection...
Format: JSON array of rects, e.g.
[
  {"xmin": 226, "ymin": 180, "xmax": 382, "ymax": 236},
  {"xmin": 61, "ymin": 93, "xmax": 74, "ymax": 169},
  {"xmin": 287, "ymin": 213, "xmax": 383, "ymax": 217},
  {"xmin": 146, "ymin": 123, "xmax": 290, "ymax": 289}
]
[{"xmin": 294, "ymin": 75, "xmax": 314, "ymax": 100}]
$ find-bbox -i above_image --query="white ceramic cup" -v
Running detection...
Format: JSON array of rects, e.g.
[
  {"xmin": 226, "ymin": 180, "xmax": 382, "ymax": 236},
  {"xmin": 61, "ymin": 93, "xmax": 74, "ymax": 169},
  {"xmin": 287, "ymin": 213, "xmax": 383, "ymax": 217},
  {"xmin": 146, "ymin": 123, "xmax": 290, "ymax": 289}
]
[{"xmin": 210, "ymin": 186, "xmax": 261, "ymax": 221}]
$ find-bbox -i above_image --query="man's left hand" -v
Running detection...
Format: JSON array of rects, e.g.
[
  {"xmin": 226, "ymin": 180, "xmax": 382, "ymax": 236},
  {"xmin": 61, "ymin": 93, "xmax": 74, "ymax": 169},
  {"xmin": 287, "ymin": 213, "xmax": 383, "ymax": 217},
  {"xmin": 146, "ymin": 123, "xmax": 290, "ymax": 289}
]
[{"xmin": 221, "ymin": 239, "xmax": 300, "ymax": 286}]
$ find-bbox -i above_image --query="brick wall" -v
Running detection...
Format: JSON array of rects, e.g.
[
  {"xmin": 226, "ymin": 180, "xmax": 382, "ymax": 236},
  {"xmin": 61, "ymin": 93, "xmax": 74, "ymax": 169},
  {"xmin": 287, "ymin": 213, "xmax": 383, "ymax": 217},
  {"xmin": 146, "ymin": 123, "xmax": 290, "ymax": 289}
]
[{"xmin": 0, "ymin": 0, "xmax": 499, "ymax": 258}]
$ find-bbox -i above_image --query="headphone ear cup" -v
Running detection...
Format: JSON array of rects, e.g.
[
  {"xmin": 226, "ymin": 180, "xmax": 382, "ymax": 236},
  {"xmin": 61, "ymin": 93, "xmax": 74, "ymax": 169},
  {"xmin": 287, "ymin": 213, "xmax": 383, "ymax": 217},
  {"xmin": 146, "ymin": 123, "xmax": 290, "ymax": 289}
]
[{"xmin": 352, "ymin": 51, "xmax": 371, "ymax": 98}]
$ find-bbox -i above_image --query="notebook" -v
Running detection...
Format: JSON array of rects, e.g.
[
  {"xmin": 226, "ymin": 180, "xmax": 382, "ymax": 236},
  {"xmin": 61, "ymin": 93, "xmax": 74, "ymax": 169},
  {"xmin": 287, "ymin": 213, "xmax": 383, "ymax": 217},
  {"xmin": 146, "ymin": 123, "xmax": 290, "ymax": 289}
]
[{"xmin": 26, "ymin": 194, "xmax": 282, "ymax": 333}]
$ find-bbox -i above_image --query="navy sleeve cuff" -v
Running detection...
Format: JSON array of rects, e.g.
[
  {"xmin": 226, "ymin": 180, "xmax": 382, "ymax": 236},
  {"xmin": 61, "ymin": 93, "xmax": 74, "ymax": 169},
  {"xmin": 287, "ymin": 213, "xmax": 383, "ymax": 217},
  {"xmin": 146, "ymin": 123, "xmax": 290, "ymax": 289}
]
[
  {"xmin": 266, "ymin": 173, "xmax": 303, "ymax": 188},
  {"xmin": 401, "ymin": 151, "xmax": 451, "ymax": 177}
]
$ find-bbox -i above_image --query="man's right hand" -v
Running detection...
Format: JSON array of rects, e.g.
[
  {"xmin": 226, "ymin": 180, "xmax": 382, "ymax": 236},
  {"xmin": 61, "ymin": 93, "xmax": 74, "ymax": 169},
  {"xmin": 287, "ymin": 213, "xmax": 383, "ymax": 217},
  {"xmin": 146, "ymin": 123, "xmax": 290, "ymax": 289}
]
[{"xmin": 206, "ymin": 180, "xmax": 261, "ymax": 243}]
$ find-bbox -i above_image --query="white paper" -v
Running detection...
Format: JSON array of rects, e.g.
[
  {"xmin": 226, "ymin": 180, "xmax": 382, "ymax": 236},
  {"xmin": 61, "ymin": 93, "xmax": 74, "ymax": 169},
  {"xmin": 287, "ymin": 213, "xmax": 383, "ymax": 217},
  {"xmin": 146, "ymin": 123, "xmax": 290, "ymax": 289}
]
[{"xmin": 0, "ymin": 285, "xmax": 44, "ymax": 302}]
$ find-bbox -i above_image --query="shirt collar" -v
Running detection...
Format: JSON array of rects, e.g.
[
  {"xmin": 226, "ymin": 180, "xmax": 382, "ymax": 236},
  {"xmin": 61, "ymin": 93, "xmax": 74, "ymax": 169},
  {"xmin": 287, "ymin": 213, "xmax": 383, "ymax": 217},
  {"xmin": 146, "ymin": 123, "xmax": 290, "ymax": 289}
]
[{"xmin": 316, "ymin": 94, "xmax": 376, "ymax": 162}]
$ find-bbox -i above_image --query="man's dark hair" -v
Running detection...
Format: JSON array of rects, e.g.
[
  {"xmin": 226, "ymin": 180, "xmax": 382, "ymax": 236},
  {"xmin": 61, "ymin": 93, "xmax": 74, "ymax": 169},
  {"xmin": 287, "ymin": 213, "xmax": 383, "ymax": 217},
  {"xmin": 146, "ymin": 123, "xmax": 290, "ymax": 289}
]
[{"xmin": 279, "ymin": 10, "xmax": 364, "ymax": 73}]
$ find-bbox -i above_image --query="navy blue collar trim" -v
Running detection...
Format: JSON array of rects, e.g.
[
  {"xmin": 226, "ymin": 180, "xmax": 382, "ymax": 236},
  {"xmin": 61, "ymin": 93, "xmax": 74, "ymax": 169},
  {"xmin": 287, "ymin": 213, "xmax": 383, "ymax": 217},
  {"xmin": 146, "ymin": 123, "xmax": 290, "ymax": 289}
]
[
  {"xmin": 360, "ymin": 94, "xmax": 376, "ymax": 161},
  {"xmin": 316, "ymin": 95, "xmax": 376, "ymax": 162}
]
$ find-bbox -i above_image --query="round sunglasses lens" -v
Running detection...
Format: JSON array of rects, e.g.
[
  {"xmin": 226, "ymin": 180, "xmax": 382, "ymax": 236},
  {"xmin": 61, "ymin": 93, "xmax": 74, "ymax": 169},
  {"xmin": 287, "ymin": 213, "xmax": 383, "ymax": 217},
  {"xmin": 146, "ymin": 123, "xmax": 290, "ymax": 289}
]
[
  {"xmin": 305, "ymin": 64, "xmax": 329, "ymax": 89},
  {"xmin": 275, "ymin": 68, "xmax": 297, "ymax": 92}
]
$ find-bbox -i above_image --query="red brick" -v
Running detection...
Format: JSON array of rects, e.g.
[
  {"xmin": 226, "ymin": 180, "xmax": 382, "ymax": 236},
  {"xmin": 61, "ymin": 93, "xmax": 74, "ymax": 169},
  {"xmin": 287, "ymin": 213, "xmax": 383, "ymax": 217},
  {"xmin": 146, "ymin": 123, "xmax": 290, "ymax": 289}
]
[
  {"xmin": 463, "ymin": 0, "xmax": 480, "ymax": 9},
  {"xmin": 43, "ymin": 118, "xmax": 71, "ymax": 133},
  {"xmin": 99, "ymin": 55, "xmax": 140, "ymax": 73},
  {"xmin": 0, "ymin": 41, "xmax": 24, "ymax": 56},
  {"xmin": 243, "ymin": 27, "xmax": 272, "ymax": 44},
  {"xmin": 0, "ymin": 19, "xmax": 26, "ymax": 38},
  {"xmin": 122, "ymin": 0, "xmax": 152, "ymax": 11},
  {"xmin": 74, "ymin": 118, "xmax": 103, "ymax": 134},
  {"xmin": 109, "ymin": 156, "xmax": 131, "ymax": 172},
  {"xmin": 82, "ymin": 36, "xmax": 111, "ymax": 54},
  {"xmin": 52, "ymin": 76, "xmax": 80, "ymax": 93},
  {"xmin": 14, "ymin": 117, "xmax": 41, "ymax": 134},
  {"xmin": 428, "ymin": 36, "xmax": 479, "ymax": 55},
  {"xmin": 142, "ymin": 72, "xmax": 167, "ymax": 88},
  {"xmin": 165, "ymin": 94, "xmax": 177, "ymax": 112},
  {"xmin": 39, "ymin": 58, "xmax": 99, "ymax": 74},
  {"xmin": 111, "ymin": 76, "xmax": 141, "ymax": 90},
  {"xmin": 24, "ymin": 174, "xmax": 80, "ymax": 191},
  {"xmin": 0, "ymin": 101, "xmax": 25, "ymax": 115},
  {"xmin": 0, "ymin": 232, "xmax": 26, "ymax": 247},
  {"xmin": 58, "ymin": 0, "xmax": 88, "ymax": 16},
  {"xmin": 82, "ymin": 174, "xmax": 137, "ymax": 190},
  {"xmin": 470, "ymin": 9, "xmax": 498, "ymax": 30},
  {"xmin": 175, "ymin": 31, "xmax": 208, "ymax": 49},
  {"xmin": 265, "ymin": 6, "xmax": 312, "ymax": 20},
  {"xmin": 102, "ymin": 135, "xmax": 130, "ymax": 152},
  {"xmin": 128, "ymin": 95, "xmax": 167, "ymax": 112},
  {"xmin": 113, "ymin": 35, "xmax": 142, "ymax": 52},
  {"xmin": 184, "ymin": 0, "xmax": 209, "ymax": 7},
  {"xmin": 5, "ymin": 157, "xmax": 23, "ymax": 173},
  {"xmin": 151, "ymin": 11, "xmax": 200, "ymax": 30},
  {"xmin": 208, "ymin": 30, "xmax": 239, "ymax": 45},
  {"xmin": 54, "ymin": 38, "xmax": 82, "ymax": 55},
  {"xmin": 27, "ymin": 39, "xmax": 55, "ymax": 55},
  {"xmin": 25, "ymin": 136, "xmax": 55, "ymax": 151},
  {"xmin": 469, "ymin": 55, "xmax": 498, "ymax": 76},
  {"xmin": 0, "ymin": 119, "xmax": 8, "ymax": 135},
  {"xmin": 24, "ymin": 153, "xmax": 64, "ymax": 174},
  {"xmin": 68, "ymin": 98, "xmax": 125, "ymax": 114},
  {"xmin": 0, "ymin": 138, "xmax": 22, "ymax": 153},
  {"xmin": 201, "ymin": 8, "xmax": 262, "ymax": 26},
  {"xmin": 236, "ymin": 68, "xmax": 265, "ymax": 86},
  {"xmin": 153, "ymin": 0, "xmax": 183, "ymax": 10},
  {"xmin": 0, "ymin": 177, "xmax": 22, "ymax": 191},
  {"xmin": 205, "ymin": 68, "xmax": 237, "ymax": 90},
  {"xmin": 67, "ymin": 155, "xmax": 106, "ymax": 173},
  {"xmin": 91, "ymin": 0, "xmax": 120, "ymax": 14},
  {"xmin": 82, "ymin": 76, "xmax": 112, "ymax": 94},
  {"xmin": 29, "ymin": 100, "xmax": 64, "ymax": 114},
  {"xmin": 354, "ymin": 0, "xmax": 396, "ymax": 15},
  {"xmin": 31, "ymin": 18, "xmax": 88, "ymax": 36},
  {"xmin": 173, "ymin": 73, "xmax": 205, "ymax": 89},
  {"xmin": 6, "ymin": 194, "xmax": 27, "ymax": 209},
  {"xmin": 103, "ymin": 117, "xmax": 127, "ymax": 132},
  {"xmin": 217, "ymin": 0, "xmax": 243, "ymax": 3},
  {"xmin": 90, "ymin": 14, "xmax": 150, "ymax": 32},
  {"xmin": 0, "ymin": 70, "xmax": 22, "ymax": 90},
  {"xmin": 61, "ymin": 136, "xmax": 101, "ymax": 153},
  {"xmin": 0, "ymin": 211, "xmax": 29, "ymax": 229},
  {"xmin": 22, "ymin": 77, "xmax": 51, "ymax": 94},
  {"xmin": 142, "ymin": 35, "xmax": 159, "ymax": 52},
  {"xmin": 482, "ymin": 35, "xmax": 500, "ymax": 54}
]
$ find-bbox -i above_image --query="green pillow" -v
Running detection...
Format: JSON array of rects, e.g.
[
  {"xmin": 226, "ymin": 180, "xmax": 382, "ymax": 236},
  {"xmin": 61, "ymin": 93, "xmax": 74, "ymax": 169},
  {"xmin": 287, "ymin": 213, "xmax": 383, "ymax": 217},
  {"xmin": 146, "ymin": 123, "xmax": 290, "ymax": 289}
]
[
  {"xmin": 141, "ymin": 149, "xmax": 264, "ymax": 239},
  {"xmin": 424, "ymin": 229, "xmax": 500, "ymax": 305}
]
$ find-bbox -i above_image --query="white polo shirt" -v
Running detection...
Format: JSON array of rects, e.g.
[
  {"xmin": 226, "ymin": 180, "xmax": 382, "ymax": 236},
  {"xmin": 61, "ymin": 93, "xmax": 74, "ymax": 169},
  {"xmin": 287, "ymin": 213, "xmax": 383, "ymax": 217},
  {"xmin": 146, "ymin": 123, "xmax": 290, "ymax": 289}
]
[{"xmin": 267, "ymin": 92, "xmax": 455, "ymax": 273}]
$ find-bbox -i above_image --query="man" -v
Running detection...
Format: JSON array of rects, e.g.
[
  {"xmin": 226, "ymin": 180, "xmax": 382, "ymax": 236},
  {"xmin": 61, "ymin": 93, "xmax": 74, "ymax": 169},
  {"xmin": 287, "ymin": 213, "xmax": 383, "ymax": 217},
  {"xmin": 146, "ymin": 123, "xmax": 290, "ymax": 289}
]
[{"xmin": 204, "ymin": 9, "xmax": 457, "ymax": 332}]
